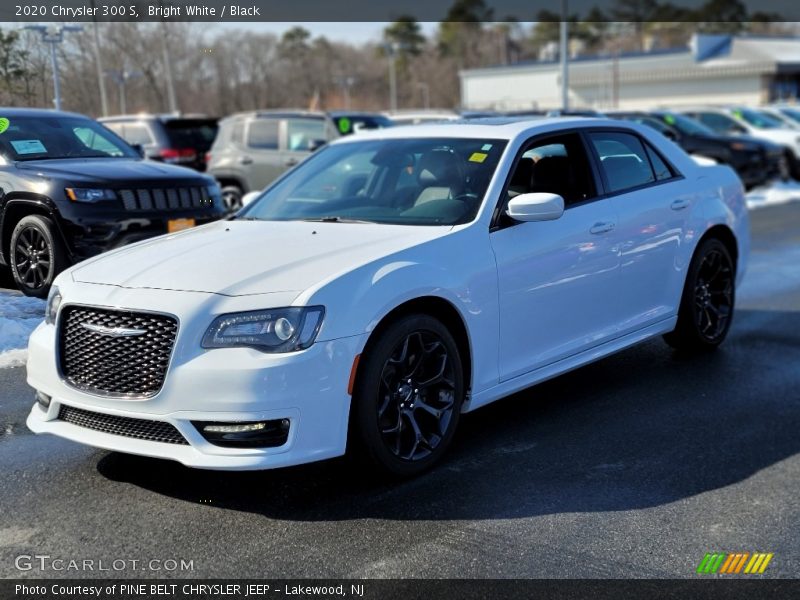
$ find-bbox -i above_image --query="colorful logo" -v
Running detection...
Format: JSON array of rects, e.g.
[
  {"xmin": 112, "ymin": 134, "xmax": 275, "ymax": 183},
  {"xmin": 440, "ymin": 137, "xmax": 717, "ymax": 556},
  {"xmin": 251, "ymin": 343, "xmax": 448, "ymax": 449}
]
[
  {"xmin": 697, "ymin": 552, "xmax": 774, "ymax": 575},
  {"xmin": 0, "ymin": 118, "xmax": 9, "ymax": 134}
]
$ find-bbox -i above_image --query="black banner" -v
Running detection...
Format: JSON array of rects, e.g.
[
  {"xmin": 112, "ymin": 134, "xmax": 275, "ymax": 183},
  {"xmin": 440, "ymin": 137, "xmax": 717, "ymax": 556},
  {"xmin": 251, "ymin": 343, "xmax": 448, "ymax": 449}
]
[
  {"xmin": 3, "ymin": 580, "xmax": 800, "ymax": 600},
  {"xmin": 3, "ymin": 0, "xmax": 800, "ymax": 23}
]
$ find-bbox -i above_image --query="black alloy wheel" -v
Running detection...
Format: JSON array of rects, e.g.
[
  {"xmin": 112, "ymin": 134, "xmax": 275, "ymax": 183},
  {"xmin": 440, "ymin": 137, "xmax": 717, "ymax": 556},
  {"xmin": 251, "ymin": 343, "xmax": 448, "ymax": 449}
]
[
  {"xmin": 10, "ymin": 215, "xmax": 67, "ymax": 298},
  {"xmin": 352, "ymin": 314, "xmax": 464, "ymax": 476},
  {"xmin": 664, "ymin": 238, "xmax": 735, "ymax": 351}
]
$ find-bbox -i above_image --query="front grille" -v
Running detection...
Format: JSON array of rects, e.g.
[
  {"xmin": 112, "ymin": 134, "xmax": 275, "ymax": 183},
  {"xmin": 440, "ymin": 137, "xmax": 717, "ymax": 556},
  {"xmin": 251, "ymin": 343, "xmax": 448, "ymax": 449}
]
[
  {"xmin": 58, "ymin": 405, "xmax": 188, "ymax": 445},
  {"xmin": 58, "ymin": 306, "xmax": 178, "ymax": 397},
  {"xmin": 119, "ymin": 186, "xmax": 212, "ymax": 212}
]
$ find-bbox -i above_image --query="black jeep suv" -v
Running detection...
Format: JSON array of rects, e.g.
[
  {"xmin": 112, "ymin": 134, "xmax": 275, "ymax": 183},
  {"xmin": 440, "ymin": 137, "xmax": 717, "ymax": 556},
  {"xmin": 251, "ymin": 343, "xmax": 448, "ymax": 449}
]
[{"xmin": 0, "ymin": 109, "xmax": 225, "ymax": 297}]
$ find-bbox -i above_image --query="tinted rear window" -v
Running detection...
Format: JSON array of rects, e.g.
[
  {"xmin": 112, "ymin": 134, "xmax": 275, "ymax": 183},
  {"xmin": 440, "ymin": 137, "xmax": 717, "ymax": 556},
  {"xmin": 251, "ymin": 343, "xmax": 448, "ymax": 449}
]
[{"xmin": 163, "ymin": 119, "xmax": 218, "ymax": 150}]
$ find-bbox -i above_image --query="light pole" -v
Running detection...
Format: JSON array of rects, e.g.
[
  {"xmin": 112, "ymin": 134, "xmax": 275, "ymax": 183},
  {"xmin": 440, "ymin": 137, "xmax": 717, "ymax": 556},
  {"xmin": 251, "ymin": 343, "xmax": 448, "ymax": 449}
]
[
  {"xmin": 159, "ymin": 0, "xmax": 179, "ymax": 113},
  {"xmin": 417, "ymin": 82, "xmax": 430, "ymax": 109},
  {"xmin": 90, "ymin": 0, "xmax": 109, "ymax": 116},
  {"xmin": 106, "ymin": 68, "xmax": 142, "ymax": 114},
  {"xmin": 24, "ymin": 25, "xmax": 83, "ymax": 111},
  {"xmin": 559, "ymin": 0, "xmax": 569, "ymax": 111},
  {"xmin": 382, "ymin": 42, "xmax": 400, "ymax": 112},
  {"xmin": 333, "ymin": 75, "xmax": 356, "ymax": 109}
]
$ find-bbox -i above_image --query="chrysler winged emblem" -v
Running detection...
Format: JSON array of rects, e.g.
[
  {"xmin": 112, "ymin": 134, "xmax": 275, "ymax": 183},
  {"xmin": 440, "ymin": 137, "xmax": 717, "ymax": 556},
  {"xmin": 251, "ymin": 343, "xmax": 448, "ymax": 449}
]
[{"xmin": 80, "ymin": 323, "xmax": 147, "ymax": 337}]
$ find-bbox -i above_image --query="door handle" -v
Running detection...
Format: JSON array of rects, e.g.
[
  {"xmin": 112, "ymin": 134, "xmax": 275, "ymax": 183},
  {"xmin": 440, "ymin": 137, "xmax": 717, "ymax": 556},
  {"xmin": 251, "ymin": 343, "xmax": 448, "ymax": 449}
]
[
  {"xmin": 590, "ymin": 222, "xmax": 615, "ymax": 235},
  {"xmin": 670, "ymin": 198, "xmax": 690, "ymax": 211},
  {"xmin": 284, "ymin": 158, "xmax": 298, "ymax": 167},
  {"xmin": 239, "ymin": 156, "xmax": 253, "ymax": 165}
]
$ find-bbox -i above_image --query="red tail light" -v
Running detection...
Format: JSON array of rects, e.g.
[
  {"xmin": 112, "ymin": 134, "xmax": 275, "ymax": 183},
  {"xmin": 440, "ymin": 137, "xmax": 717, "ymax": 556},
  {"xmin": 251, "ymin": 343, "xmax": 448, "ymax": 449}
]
[{"xmin": 159, "ymin": 148, "xmax": 197, "ymax": 163}]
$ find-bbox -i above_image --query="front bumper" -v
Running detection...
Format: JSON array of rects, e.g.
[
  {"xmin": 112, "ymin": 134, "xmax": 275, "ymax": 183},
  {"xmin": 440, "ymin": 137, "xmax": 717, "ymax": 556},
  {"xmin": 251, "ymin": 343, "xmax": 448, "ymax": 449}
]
[{"xmin": 25, "ymin": 287, "xmax": 367, "ymax": 471}]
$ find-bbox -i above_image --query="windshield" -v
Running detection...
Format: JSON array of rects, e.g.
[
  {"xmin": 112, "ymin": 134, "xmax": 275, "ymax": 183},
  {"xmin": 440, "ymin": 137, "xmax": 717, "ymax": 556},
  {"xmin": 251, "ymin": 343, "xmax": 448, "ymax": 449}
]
[
  {"xmin": 777, "ymin": 107, "xmax": 800, "ymax": 125},
  {"xmin": 734, "ymin": 108, "xmax": 784, "ymax": 129},
  {"xmin": 0, "ymin": 115, "xmax": 139, "ymax": 161},
  {"xmin": 659, "ymin": 112, "xmax": 715, "ymax": 136},
  {"xmin": 238, "ymin": 137, "xmax": 507, "ymax": 226},
  {"xmin": 163, "ymin": 119, "xmax": 218, "ymax": 150}
]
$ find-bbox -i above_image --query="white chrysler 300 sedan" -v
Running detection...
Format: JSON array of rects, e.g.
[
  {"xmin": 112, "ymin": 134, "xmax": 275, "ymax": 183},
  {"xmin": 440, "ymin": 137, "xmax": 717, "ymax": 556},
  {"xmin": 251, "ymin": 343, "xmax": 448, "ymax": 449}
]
[{"xmin": 26, "ymin": 118, "xmax": 750, "ymax": 475}]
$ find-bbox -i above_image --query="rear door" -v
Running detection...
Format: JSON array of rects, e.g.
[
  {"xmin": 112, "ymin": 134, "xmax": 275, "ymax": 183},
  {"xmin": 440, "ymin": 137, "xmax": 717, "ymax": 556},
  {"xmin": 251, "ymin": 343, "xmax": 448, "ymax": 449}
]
[
  {"xmin": 243, "ymin": 117, "xmax": 284, "ymax": 190},
  {"xmin": 586, "ymin": 129, "xmax": 690, "ymax": 333}
]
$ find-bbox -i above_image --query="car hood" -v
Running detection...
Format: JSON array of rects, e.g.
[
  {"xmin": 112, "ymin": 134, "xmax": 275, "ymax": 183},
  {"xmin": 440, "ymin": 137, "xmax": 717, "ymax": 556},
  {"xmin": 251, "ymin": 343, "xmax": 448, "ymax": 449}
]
[
  {"xmin": 16, "ymin": 158, "xmax": 209, "ymax": 185},
  {"xmin": 71, "ymin": 220, "xmax": 450, "ymax": 296}
]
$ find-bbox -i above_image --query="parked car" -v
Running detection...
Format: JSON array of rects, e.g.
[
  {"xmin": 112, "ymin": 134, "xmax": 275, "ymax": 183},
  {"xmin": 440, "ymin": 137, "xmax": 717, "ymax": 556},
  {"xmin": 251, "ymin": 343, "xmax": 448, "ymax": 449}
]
[
  {"xmin": 0, "ymin": 108, "xmax": 225, "ymax": 297},
  {"xmin": 676, "ymin": 106, "xmax": 800, "ymax": 178},
  {"xmin": 328, "ymin": 111, "xmax": 393, "ymax": 136},
  {"xmin": 206, "ymin": 110, "xmax": 337, "ymax": 210},
  {"xmin": 100, "ymin": 114, "xmax": 218, "ymax": 172},
  {"xmin": 27, "ymin": 117, "xmax": 749, "ymax": 475},
  {"xmin": 768, "ymin": 104, "xmax": 800, "ymax": 127},
  {"xmin": 759, "ymin": 106, "xmax": 800, "ymax": 130},
  {"xmin": 545, "ymin": 109, "xmax": 606, "ymax": 117},
  {"xmin": 610, "ymin": 110, "xmax": 787, "ymax": 189},
  {"xmin": 384, "ymin": 110, "xmax": 460, "ymax": 126}
]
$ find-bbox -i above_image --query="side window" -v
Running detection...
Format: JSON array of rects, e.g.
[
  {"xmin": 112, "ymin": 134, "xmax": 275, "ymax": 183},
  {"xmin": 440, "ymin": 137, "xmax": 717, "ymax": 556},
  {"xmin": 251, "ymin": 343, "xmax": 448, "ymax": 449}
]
[
  {"xmin": 247, "ymin": 119, "xmax": 278, "ymax": 150},
  {"xmin": 644, "ymin": 143, "xmax": 673, "ymax": 181},
  {"xmin": 286, "ymin": 118, "xmax": 326, "ymax": 152},
  {"xmin": 506, "ymin": 133, "xmax": 596, "ymax": 206},
  {"xmin": 229, "ymin": 121, "xmax": 245, "ymax": 145},
  {"xmin": 103, "ymin": 122, "xmax": 124, "ymax": 136},
  {"xmin": 122, "ymin": 124, "xmax": 154, "ymax": 146},
  {"xmin": 589, "ymin": 131, "xmax": 656, "ymax": 193},
  {"xmin": 696, "ymin": 112, "xmax": 741, "ymax": 134}
]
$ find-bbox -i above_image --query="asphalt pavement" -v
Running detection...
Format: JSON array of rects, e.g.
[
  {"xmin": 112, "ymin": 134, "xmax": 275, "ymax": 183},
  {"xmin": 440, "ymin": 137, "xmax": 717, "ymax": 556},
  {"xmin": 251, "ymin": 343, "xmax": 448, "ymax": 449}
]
[{"xmin": 0, "ymin": 204, "xmax": 798, "ymax": 579}]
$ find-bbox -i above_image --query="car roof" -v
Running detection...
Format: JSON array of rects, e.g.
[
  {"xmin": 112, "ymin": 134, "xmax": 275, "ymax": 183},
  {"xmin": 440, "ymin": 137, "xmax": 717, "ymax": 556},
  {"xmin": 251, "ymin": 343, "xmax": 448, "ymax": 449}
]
[
  {"xmin": 329, "ymin": 117, "xmax": 634, "ymax": 144},
  {"xmin": 99, "ymin": 113, "xmax": 216, "ymax": 122},
  {"xmin": 220, "ymin": 109, "xmax": 327, "ymax": 122},
  {"xmin": 0, "ymin": 107, "xmax": 89, "ymax": 119}
]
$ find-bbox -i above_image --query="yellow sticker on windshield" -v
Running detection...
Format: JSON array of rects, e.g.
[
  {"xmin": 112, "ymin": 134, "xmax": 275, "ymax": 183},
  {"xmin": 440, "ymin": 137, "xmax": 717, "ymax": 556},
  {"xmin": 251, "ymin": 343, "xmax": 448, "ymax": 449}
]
[
  {"xmin": 469, "ymin": 152, "xmax": 488, "ymax": 163},
  {"xmin": 0, "ymin": 118, "xmax": 8, "ymax": 134}
]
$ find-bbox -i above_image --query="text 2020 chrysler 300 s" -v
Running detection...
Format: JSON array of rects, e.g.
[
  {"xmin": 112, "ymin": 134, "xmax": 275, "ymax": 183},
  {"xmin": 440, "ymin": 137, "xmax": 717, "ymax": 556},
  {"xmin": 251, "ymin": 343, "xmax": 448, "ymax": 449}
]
[{"xmin": 26, "ymin": 118, "xmax": 750, "ymax": 476}]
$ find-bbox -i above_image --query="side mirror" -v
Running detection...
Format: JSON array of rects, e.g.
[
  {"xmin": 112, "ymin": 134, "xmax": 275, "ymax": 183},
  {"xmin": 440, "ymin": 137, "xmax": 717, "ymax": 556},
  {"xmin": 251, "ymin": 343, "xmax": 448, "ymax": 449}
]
[
  {"xmin": 506, "ymin": 192, "xmax": 565, "ymax": 222},
  {"xmin": 241, "ymin": 190, "xmax": 261, "ymax": 207},
  {"xmin": 131, "ymin": 143, "xmax": 146, "ymax": 158},
  {"xmin": 307, "ymin": 139, "xmax": 327, "ymax": 152}
]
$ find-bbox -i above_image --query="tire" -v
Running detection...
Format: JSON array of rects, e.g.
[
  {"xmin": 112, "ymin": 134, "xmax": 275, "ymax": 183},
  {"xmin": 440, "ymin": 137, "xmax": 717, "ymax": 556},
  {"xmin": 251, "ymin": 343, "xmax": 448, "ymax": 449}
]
[
  {"xmin": 663, "ymin": 238, "xmax": 735, "ymax": 352},
  {"xmin": 220, "ymin": 185, "xmax": 243, "ymax": 212},
  {"xmin": 9, "ymin": 215, "xmax": 69, "ymax": 298},
  {"xmin": 350, "ymin": 314, "xmax": 465, "ymax": 477}
]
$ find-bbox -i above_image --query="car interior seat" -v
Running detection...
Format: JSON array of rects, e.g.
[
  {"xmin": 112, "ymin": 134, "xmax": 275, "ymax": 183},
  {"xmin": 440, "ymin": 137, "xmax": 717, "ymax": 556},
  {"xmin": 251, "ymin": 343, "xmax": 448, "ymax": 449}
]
[{"xmin": 413, "ymin": 149, "xmax": 465, "ymax": 206}]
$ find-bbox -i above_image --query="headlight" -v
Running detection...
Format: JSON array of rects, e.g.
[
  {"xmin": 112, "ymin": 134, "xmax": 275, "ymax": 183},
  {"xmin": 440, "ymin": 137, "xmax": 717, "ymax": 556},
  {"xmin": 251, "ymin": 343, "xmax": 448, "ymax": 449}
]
[
  {"xmin": 202, "ymin": 307, "xmax": 325, "ymax": 353},
  {"xmin": 44, "ymin": 286, "xmax": 62, "ymax": 325},
  {"xmin": 65, "ymin": 188, "xmax": 117, "ymax": 203},
  {"xmin": 206, "ymin": 183, "xmax": 224, "ymax": 210}
]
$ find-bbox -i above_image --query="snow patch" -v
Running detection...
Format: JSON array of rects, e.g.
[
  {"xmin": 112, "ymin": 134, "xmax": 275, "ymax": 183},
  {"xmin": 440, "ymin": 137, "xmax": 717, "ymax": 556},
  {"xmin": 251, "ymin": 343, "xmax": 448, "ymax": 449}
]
[
  {"xmin": 746, "ymin": 180, "xmax": 800, "ymax": 210},
  {"xmin": 0, "ymin": 291, "xmax": 45, "ymax": 368}
]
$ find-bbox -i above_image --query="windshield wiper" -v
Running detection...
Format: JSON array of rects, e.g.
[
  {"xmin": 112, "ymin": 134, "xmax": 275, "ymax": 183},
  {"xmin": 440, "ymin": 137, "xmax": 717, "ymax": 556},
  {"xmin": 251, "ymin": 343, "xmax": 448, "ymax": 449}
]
[{"xmin": 301, "ymin": 216, "xmax": 375, "ymax": 224}]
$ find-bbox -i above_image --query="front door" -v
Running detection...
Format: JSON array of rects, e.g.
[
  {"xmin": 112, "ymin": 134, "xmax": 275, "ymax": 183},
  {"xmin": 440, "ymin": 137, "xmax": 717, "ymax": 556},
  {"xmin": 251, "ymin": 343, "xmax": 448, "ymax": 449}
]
[{"xmin": 490, "ymin": 133, "xmax": 621, "ymax": 381}]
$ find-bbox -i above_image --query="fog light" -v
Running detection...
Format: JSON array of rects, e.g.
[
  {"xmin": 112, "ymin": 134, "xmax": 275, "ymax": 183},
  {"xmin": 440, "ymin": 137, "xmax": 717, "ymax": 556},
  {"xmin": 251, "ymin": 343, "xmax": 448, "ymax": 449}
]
[
  {"xmin": 36, "ymin": 391, "xmax": 51, "ymax": 408},
  {"xmin": 203, "ymin": 422, "xmax": 266, "ymax": 433},
  {"xmin": 193, "ymin": 419, "xmax": 290, "ymax": 448}
]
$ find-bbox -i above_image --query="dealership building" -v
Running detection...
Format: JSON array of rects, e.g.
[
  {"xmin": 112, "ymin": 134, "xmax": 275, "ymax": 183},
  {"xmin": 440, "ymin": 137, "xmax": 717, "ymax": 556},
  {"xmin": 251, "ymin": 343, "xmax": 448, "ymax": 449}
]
[{"xmin": 460, "ymin": 34, "xmax": 800, "ymax": 111}]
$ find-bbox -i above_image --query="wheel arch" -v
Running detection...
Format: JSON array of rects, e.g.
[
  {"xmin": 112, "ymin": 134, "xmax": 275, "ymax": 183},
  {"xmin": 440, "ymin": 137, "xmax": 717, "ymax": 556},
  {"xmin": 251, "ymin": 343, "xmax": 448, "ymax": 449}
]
[
  {"xmin": 698, "ymin": 223, "xmax": 738, "ymax": 272},
  {"xmin": 1, "ymin": 195, "xmax": 66, "ymax": 264},
  {"xmin": 360, "ymin": 295, "xmax": 473, "ymax": 397}
]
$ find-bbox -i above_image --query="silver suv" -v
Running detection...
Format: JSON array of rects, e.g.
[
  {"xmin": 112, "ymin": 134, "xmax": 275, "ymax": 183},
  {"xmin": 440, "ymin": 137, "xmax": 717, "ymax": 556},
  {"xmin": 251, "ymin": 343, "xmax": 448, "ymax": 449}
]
[{"xmin": 207, "ymin": 111, "xmax": 336, "ymax": 210}]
